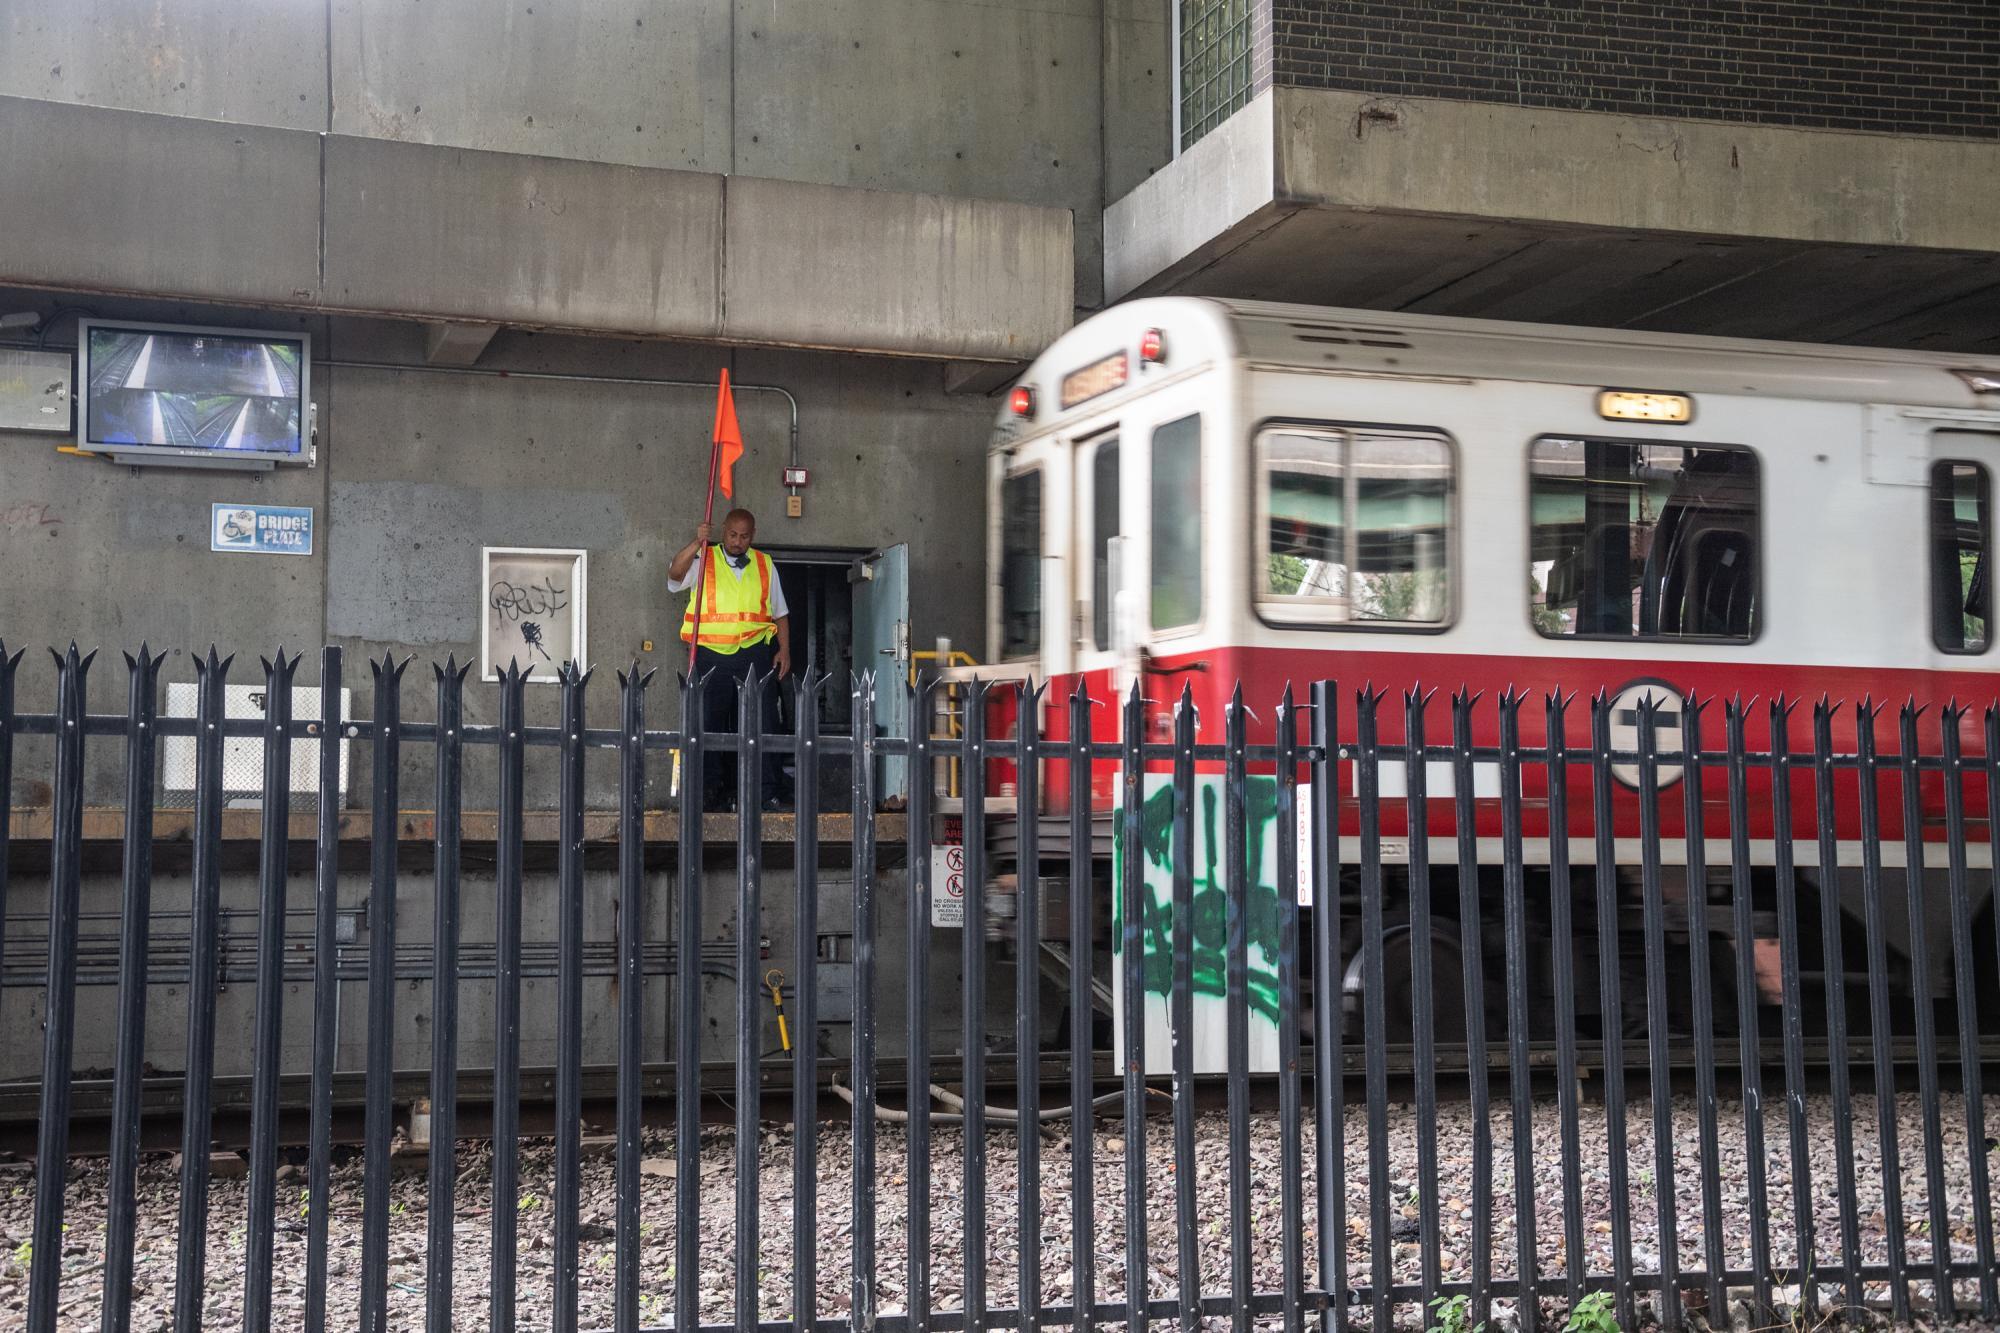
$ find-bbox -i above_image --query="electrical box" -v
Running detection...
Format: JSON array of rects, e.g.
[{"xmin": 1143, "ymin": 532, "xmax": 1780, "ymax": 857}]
[
  {"xmin": 0, "ymin": 349, "xmax": 72, "ymax": 432},
  {"xmin": 163, "ymin": 682, "xmax": 351, "ymax": 809}
]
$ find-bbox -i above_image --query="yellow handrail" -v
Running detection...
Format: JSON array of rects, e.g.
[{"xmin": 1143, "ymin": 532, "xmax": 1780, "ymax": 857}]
[
  {"xmin": 908, "ymin": 648, "xmax": 979, "ymax": 687},
  {"xmin": 912, "ymin": 650, "xmax": 980, "ymax": 799}
]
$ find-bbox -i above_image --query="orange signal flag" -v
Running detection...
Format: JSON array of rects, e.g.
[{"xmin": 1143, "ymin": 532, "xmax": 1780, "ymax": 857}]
[{"xmin": 713, "ymin": 368, "xmax": 745, "ymax": 499}]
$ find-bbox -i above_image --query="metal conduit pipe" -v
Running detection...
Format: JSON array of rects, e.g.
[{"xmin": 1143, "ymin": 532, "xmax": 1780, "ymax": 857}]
[
  {"xmin": 320, "ymin": 359, "xmax": 802, "ymax": 472},
  {"xmin": 0, "ymin": 339, "xmax": 805, "ymax": 473}
]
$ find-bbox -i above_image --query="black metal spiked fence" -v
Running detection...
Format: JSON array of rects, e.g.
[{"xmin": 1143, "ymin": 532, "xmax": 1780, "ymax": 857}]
[{"xmin": 3, "ymin": 639, "xmax": 2000, "ymax": 1331}]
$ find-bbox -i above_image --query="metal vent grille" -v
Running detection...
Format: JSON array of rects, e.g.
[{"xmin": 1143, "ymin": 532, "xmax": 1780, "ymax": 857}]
[{"xmin": 1288, "ymin": 321, "xmax": 1414, "ymax": 349}]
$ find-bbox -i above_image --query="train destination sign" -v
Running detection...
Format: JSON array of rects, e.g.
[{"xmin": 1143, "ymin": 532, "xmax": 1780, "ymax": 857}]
[{"xmin": 1060, "ymin": 350, "xmax": 1129, "ymax": 410}]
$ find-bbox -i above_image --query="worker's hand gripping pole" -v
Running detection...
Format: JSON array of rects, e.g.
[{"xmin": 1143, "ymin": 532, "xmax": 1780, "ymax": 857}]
[{"xmin": 670, "ymin": 441, "xmax": 725, "ymax": 798}]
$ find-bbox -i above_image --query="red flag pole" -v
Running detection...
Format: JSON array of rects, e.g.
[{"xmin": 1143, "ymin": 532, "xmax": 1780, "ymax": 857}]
[
  {"xmin": 673, "ymin": 435, "xmax": 724, "ymax": 798},
  {"xmin": 685, "ymin": 439, "xmax": 724, "ymax": 680}
]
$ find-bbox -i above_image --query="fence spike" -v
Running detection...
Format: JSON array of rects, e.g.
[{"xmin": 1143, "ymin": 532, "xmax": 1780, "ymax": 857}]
[
  {"xmin": 242, "ymin": 647, "xmax": 299, "ymax": 1333},
  {"xmin": 172, "ymin": 643, "xmax": 227, "ymax": 1332},
  {"xmin": 27, "ymin": 642, "xmax": 90, "ymax": 1333}
]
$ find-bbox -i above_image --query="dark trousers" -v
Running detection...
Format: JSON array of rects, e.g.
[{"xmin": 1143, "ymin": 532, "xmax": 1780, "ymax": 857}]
[{"xmin": 695, "ymin": 639, "xmax": 784, "ymax": 809}]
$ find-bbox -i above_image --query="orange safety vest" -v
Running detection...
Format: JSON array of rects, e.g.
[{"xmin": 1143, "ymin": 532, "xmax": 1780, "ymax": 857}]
[{"xmin": 680, "ymin": 546, "xmax": 777, "ymax": 653}]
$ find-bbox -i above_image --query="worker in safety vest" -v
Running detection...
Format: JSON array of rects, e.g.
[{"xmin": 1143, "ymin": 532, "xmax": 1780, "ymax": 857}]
[{"xmin": 668, "ymin": 507, "xmax": 792, "ymax": 810}]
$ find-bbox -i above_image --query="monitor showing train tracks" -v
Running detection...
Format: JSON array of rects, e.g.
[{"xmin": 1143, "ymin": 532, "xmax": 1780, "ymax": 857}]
[{"xmin": 77, "ymin": 319, "xmax": 310, "ymax": 470}]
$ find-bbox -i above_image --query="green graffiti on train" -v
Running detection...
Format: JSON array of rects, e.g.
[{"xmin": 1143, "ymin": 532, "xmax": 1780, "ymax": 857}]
[{"xmin": 1112, "ymin": 775, "xmax": 1287, "ymax": 1028}]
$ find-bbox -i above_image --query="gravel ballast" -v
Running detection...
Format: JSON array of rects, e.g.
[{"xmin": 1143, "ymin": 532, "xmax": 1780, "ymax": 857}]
[{"xmin": 2, "ymin": 1090, "xmax": 1995, "ymax": 1331}]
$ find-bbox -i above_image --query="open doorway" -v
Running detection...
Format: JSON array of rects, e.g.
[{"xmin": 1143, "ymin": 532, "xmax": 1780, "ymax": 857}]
[{"xmin": 766, "ymin": 544, "xmax": 870, "ymax": 808}]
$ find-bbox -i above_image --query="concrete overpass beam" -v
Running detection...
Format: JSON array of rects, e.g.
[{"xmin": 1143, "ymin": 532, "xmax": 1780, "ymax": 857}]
[{"xmin": 0, "ymin": 95, "xmax": 1075, "ymax": 361}]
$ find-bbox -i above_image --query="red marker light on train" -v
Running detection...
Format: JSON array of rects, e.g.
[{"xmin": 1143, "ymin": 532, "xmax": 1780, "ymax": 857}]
[
  {"xmin": 1009, "ymin": 385, "xmax": 1036, "ymax": 418},
  {"xmin": 1140, "ymin": 328, "xmax": 1166, "ymax": 364}
]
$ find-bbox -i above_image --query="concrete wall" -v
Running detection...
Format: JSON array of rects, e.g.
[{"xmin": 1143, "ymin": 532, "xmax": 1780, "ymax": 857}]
[
  {"xmin": 0, "ymin": 0, "xmax": 1175, "ymax": 314},
  {"xmin": 0, "ymin": 846, "xmax": 1072, "ymax": 1087},
  {"xmin": 0, "ymin": 286, "xmax": 993, "ymax": 807}
]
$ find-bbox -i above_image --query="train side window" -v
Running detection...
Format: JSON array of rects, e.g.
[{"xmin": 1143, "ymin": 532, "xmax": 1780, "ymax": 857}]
[
  {"xmin": 1151, "ymin": 415, "xmax": 1204, "ymax": 631},
  {"xmin": 1930, "ymin": 460, "xmax": 1990, "ymax": 655},
  {"xmin": 1091, "ymin": 439, "xmax": 1121, "ymax": 651},
  {"xmin": 999, "ymin": 468, "xmax": 1043, "ymax": 659},
  {"xmin": 1529, "ymin": 437, "xmax": 1759, "ymax": 641},
  {"xmin": 1257, "ymin": 424, "xmax": 1452, "ymax": 625}
]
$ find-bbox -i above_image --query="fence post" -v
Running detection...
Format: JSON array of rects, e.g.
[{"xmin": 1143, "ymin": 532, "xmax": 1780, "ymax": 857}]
[
  {"xmin": 306, "ymin": 646, "xmax": 344, "ymax": 1333},
  {"xmin": 244, "ymin": 648, "xmax": 300, "ymax": 1332},
  {"xmin": 908, "ymin": 674, "xmax": 936, "ymax": 1333},
  {"xmin": 1403, "ymin": 688, "xmax": 1442, "ymax": 1314},
  {"xmin": 360, "ymin": 651, "xmax": 407, "ymax": 1333},
  {"xmin": 1896, "ymin": 701, "xmax": 1953, "ymax": 1320},
  {"xmin": 1723, "ymin": 698, "xmax": 1773, "ymax": 1319},
  {"xmin": 1497, "ymin": 690, "xmax": 1538, "ymax": 1333},
  {"xmin": 1589, "ymin": 692, "xmax": 1635, "ymax": 1332},
  {"xmin": 1355, "ymin": 686, "xmax": 1395, "ymax": 1332},
  {"xmin": 1169, "ymin": 683, "xmax": 1199, "ymax": 1333},
  {"xmin": 491, "ymin": 659, "xmax": 527, "ymax": 1332},
  {"xmin": 673, "ymin": 666, "xmax": 705, "ymax": 1333},
  {"xmin": 428, "ymin": 655, "xmax": 469, "ymax": 1333},
  {"xmin": 1014, "ymin": 679, "xmax": 1046, "ymax": 1332},
  {"xmin": 1941, "ymin": 704, "xmax": 1998, "ymax": 1320},
  {"xmin": 27, "ymin": 644, "xmax": 92, "ymax": 1333},
  {"xmin": 734, "ymin": 667, "xmax": 768, "ymax": 1333},
  {"xmin": 961, "ymin": 678, "xmax": 991, "ymax": 1332},
  {"xmin": 851, "ymin": 672, "xmax": 879, "ymax": 1333},
  {"xmin": 1451, "ymin": 691, "xmax": 1491, "ymax": 1331},
  {"xmin": 1678, "ymin": 699, "xmax": 1729, "ymax": 1321},
  {"xmin": 172, "ymin": 646, "xmax": 229, "ymax": 1333},
  {"xmin": 554, "ymin": 662, "xmax": 592, "ymax": 1333},
  {"xmin": 1853, "ymin": 701, "xmax": 1911, "ymax": 1323},
  {"xmin": 1543, "ymin": 692, "xmax": 1587, "ymax": 1314},
  {"xmin": 1309, "ymin": 680, "xmax": 1346, "ymax": 1333},
  {"xmin": 1067, "ymin": 680, "xmax": 1097, "ymax": 1333},
  {"xmin": 1224, "ymin": 684, "xmax": 1253, "ymax": 1333},
  {"xmin": 1274, "ymin": 685, "xmax": 1305, "ymax": 1333},
  {"xmin": 0, "ymin": 641, "xmax": 18, "ymax": 1041},
  {"xmin": 794, "ymin": 669, "xmax": 826, "ymax": 1333},
  {"xmin": 614, "ymin": 662, "xmax": 653, "ymax": 1333},
  {"xmin": 1769, "ymin": 700, "xmax": 1817, "ymax": 1320},
  {"xmin": 101, "ymin": 645, "xmax": 163, "ymax": 1333},
  {"xmin": 1118, "ymin": 681, "xmax": 1150, "ymax": 1333},
  {"xmin": 1634, "ymin": 694, "xmax": 1680, "ymax": 1331},
  {"xmin": 1811, "ymin": 700, "xmax": 1864, "ymax": 1314}
]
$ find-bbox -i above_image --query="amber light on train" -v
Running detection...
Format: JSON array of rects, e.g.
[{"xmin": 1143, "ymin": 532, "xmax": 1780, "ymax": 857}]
[
  {"xmin": 1140, "ymin": 327, "xmax": 1167, "ymax": 364},
  {"xmin": 1009, "ymin": 385, "xmax": 1036, "ymax": 419},
  {"xmin": 1597, "ymin": 388, "xmax": 1693, "ymax": 423}
]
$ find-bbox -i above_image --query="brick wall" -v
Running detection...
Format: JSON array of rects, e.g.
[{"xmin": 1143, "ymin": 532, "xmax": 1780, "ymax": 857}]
[{"xmin": 1272, "ymin": 1, "xmax": 2000, "ymax": 138}]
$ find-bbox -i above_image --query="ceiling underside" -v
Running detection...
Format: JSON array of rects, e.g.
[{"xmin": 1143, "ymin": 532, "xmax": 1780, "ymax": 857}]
[{"xmin": 1147, "ymin": 206, "xmax": 2000, "ymax": 355}]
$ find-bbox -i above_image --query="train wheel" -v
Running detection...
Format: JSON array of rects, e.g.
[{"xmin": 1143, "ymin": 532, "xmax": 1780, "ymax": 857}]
[{"xmin": 1341, "ymin": 919, "xmax": 1471, "ymax": 1045}]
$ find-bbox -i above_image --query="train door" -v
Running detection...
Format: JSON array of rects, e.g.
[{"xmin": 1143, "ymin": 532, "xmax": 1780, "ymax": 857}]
[
  {"xmin": 1072, "ymin": 428, "xmax": 1134, "ymax": 702},
  {"xmin": 853, "ymin": 543, "xmax": 910, "ymax": 801}
]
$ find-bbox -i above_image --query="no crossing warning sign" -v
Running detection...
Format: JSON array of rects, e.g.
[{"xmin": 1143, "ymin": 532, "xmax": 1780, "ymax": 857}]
[{"xmin": 930, "ymin": 842, "xmax": 967, "ymax": 928}]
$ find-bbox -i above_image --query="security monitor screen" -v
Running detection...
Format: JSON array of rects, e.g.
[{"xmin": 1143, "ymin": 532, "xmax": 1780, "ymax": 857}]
[{"xmin": 85, "ymin": 326, "xmax": 306, "ymax": 454}]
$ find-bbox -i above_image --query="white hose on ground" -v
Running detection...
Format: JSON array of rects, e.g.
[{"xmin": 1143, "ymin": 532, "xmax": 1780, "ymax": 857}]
[{"xmin": 826, "ymin": 1074, "xmax": 1165, "ymax": 1124}]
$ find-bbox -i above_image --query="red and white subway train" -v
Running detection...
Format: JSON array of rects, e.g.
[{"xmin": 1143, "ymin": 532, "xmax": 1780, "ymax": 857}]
[{"xmin": 946, "ymin": 296, "xmax": 2000, "ymax": 1045}]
